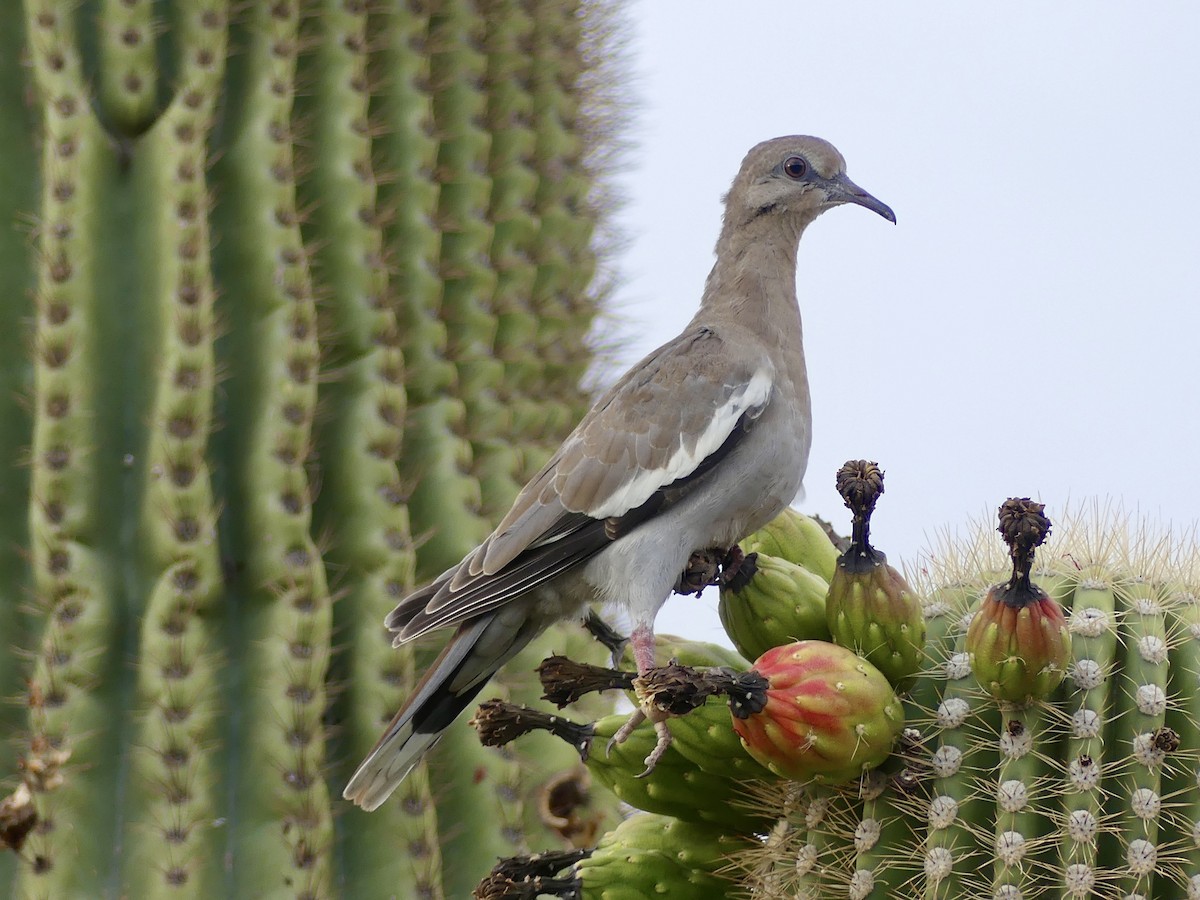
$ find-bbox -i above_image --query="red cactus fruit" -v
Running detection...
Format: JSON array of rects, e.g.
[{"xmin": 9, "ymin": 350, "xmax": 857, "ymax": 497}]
[
  {"xmin": 730, "ymin": 640, "xmax": 904, "ymax": 785},
  {"xmin": 966, "ymin": 498, "xmax": 1071, "ymax": 703}
]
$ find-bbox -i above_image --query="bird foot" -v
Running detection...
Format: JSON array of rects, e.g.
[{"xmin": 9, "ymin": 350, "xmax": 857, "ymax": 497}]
[
  {"xmin": 582, "ymin": 610, "xmax": 629, "ymax": 667},
  {"xmin": 604, "ymin": 702, "xmax": 673, "ymax": 778}
]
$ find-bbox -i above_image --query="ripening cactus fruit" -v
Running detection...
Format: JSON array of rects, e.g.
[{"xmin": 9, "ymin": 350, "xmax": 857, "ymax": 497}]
[
  {"xmin": 824, "ymin": 461, "xmax": 926, "ymax": 691},
  {"xmin": 731, "ymin": 504, "xmax": 1200, "ymax": 900},
  {"xmin": 730, "ymin": 640, "xmax": 905, "ymax": 785},
  {"xmin": 0, "ymin": 2, "xmax": 629, "ymax": 896},
  {"xmin": 965, "ymin": 498, "xmax": 1071, "ymax": 703}
]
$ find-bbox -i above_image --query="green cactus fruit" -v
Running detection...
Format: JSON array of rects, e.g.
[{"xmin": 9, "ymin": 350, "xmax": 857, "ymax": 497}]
[
  {"xmin": 586, "ymin": 713, "xmax": 775, "ymax": 834},
  {"xmin": 576, "ymin": 813, "xmax": 752, "ymax": 899},
  {"xmin": 740, "ymin": 506, "xmax": 840, "ymax": 582},
  {"xmin": 620, "ymin": 633, "xmax": 753, "ymax": 672},
  {"xmin": 731, "ymin": 641, "xmax": 904, "ymax": 785},
  {"xmin": 966, "ymin": 499, "xmax": 1071, "ymax": 703},
  {"xmin": 825, "ymin": 461, "xmax": 926, "ymax": 690},
  {"xmin": 719, "ymin": 552, "xmax": 832, "ymax": 660}
]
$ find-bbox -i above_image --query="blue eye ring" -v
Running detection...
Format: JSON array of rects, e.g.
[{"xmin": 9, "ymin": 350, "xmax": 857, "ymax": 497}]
[{"xmin": 783, "ymin": 156, "xmax": 808, "ymax": 179}]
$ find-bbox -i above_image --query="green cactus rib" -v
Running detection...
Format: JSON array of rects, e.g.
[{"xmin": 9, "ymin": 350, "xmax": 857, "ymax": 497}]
[
  {"xmin": 989, "ymin": 702, "xmax": 1053, "ymax": 900},
  {"xmin": 846, "ymin": 769, "xmax": 918, "ymax": 900},
  {"xmin": 433, "ymin": 710, "xmax": 533, "ymax": 899},
  {"xmin": 0, "ymin": 9, "xmax": 37, "ymax": 890},
  {"xmin": 1059, "ymin": 574, "xmax": 1116, "ymax": 899},
  {"xmin": 1166, "ymin": 578, "xmax": 1200, "ymax": 899},
  {"xmin": 18, "ymin": 3, "xmax": 135, "ymax": 895},
  {"xmin": 923, "ymin": 628, "xmax": 1002, "ymax": 899},
  {"xmin": 373, "ymin": 1, "xmax": 491, "ymax": 581},
  {"xmin": 518, "ymin": 0, "xmax": 594, "ymax": 478},
  {"xmin": 471, "ymin": 0, "xmax": 537, "ymax": 521},
  {"xmin": 1111, "ymin": 575, "xmax": 1172, "ymax": 899},
  {"xmin": 296, "ymin": 3, "xmax": 447, "ymax": 895},
  {"xmin": 97, "ymin": 0, "xmax": 158, "ymax": 134},
  {"xmin": 120, "ymin": 5, "xmax": 228, "ymax": 895},
  {"xmin": 210, "ymin": 2, "xmax": 334, "ymax": 894},
  {"xmin": 426, "ymin": 0, "xmax": 506, "ymax": 514},
  {"xmin": 479, "ymin": 0, "xmax": 541, "ymax": 465}
]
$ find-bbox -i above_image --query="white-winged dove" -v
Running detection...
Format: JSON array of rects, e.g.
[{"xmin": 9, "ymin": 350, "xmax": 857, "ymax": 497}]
[{"xmin": 344, "ymin": 135, "xmax": 895, "ymax": 811}]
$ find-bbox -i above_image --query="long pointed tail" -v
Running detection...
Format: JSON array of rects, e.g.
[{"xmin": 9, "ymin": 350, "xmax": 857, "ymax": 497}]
[{"xmin": 343, "ymin": 612, "xmax": 535, "ymax": 811}]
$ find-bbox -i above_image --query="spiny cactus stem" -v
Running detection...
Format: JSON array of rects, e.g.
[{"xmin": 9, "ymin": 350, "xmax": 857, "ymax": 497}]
[
  {"xmin": 991, "ymin": 703, "xmax": 1046, "ymax": 899},
  {"xmin": 836, "ymin": 460, "xmax": 885, "ymax": 571},
  {"xmin": 471, "ymin": 700, "xmax": 594, "ymax": 758},
  {"xmin": 1115, "ymin": 579, "xmax": 1170, "ymax": 898},
  {"xmin": 1061, "ymin": 577, "xmax": 1113, "ymax": 892}
]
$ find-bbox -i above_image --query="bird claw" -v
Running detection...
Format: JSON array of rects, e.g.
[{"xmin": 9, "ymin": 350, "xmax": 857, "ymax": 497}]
[
  {"xmin": 605, "ymin": 708, "xmax": 646, "ymax": 757},
  {"xmin": 634, "ymin": 719, "xmax": 673, "ymax": 778},
  {"xmin": 605, "ymin": 703, "xmax": 674, "ymax": 778}
]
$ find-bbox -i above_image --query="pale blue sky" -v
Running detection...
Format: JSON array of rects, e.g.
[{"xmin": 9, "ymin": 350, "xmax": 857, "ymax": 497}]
[{"xmin": 607, "ymin": 2, "xmax": 1200, "ymax": 647}]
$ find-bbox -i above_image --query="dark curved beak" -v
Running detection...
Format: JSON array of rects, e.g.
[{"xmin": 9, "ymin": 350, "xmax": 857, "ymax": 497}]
[{"xmin": 828, "ymin": 173, "xmax": 896, "ymax": 224}]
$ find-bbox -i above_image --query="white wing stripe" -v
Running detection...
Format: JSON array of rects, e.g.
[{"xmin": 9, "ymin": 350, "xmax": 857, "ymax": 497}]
[{"xmin": 589, "ymin": 367, "xmax": 773, "ymax": 518}]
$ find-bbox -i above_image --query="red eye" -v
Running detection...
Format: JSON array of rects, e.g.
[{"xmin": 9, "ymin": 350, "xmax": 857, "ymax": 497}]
[{"xmin": 783, "ymin": 156, "xmax": 808, "ymax": 179}]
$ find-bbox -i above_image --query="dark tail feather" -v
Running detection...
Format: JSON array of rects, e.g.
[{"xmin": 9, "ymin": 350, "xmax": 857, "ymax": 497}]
[{"xmin": 343, "ymin": 610, "xmax": 538, "ymax": 810}]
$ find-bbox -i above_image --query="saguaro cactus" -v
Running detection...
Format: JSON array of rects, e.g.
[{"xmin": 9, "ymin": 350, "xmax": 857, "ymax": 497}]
[{"xmin": 0, "ymin": 2, "xmax": 626, "ymax": 897}]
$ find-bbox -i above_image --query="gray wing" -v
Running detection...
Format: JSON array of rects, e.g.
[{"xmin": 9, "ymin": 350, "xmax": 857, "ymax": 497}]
[{"xmin": 387, "ymin": 325, "xmax": 774, "ymax": 641}]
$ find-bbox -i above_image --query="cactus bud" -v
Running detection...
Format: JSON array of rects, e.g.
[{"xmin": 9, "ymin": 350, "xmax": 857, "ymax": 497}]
[
  {"xmin": 730, "ymin": 640, "xmax": 904, "ymax": 785},
  {"xmin": 966, "ymin": 498, "xmax": 1071, "ymax": 703},
  {"xmin": 825, "ymin": 460, "xmax": 926, "ymax": 691}
]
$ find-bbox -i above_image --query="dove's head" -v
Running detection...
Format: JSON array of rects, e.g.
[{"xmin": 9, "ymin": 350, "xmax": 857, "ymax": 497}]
[{"xmin": 726, "ymin": 135, "xmax": 895, "ymax": 227}]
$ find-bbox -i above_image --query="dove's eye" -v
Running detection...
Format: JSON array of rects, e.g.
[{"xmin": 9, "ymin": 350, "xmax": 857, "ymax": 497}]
[{"xmin": 783, "ymin": 157, "xmax": 808, "ymax": 179}]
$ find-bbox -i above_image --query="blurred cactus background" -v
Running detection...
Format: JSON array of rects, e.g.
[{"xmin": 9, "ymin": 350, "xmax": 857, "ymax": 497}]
[{"xmin": 0, "ymin": 1, "xmax": 628, "ymax": 897}]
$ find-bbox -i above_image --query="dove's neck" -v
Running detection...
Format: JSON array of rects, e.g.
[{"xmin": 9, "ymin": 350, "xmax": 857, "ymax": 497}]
[{"xmin": 693, "ymin": 210, "xmax": 813, "ymax": 350}]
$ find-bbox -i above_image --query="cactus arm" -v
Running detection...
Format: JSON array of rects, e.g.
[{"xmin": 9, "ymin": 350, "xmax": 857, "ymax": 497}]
[
  {"xmin": 96, "ymin": 0, "xmax": 157, "ymax": 134},
  {"xmin": 1113, "ymin": 578, "xmax": 1171, "ymax": 899},
  {"xmin": 117, "ymin": 4, "xmax": 229, "ymax": 895},
  {"xmin": 1059, "ymin": 578, "xmax": 1116, "ymax": 899},
  {"xmin": 209, "ymin": 3, "xmax": 335, "ymax": 894}
]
